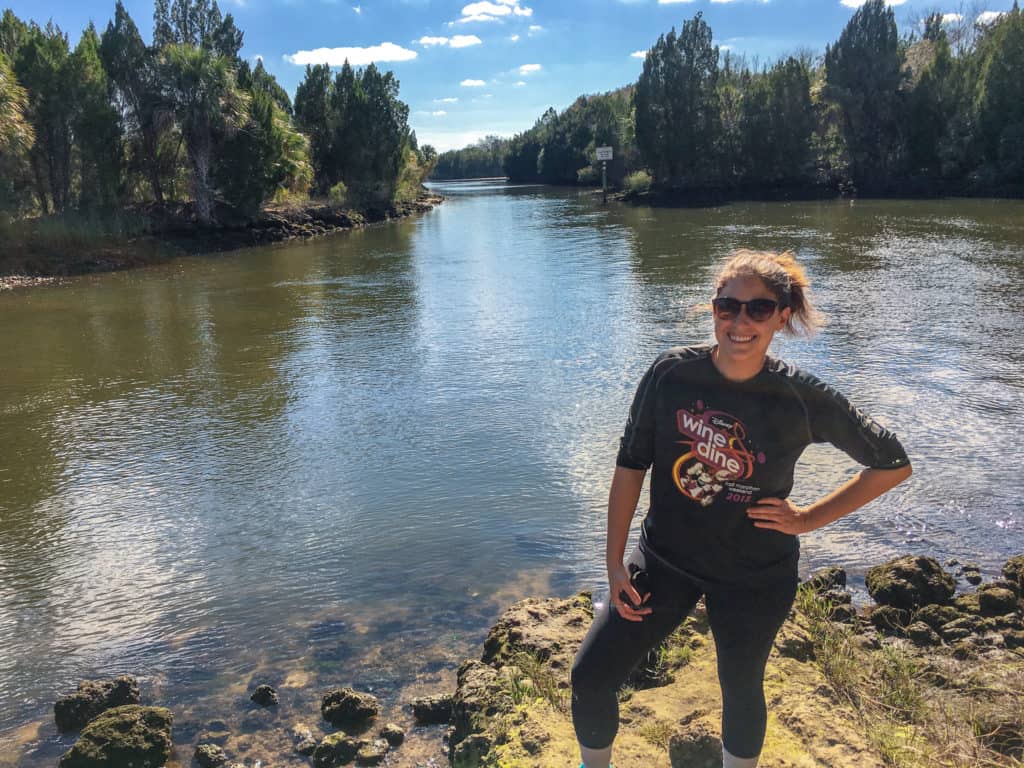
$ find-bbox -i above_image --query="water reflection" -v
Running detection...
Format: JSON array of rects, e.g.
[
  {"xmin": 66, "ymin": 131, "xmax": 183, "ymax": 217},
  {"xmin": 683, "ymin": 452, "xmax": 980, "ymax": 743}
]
[{"xmin": 1, "ymin": 188, "xmax": 1023, "ymax": 764}]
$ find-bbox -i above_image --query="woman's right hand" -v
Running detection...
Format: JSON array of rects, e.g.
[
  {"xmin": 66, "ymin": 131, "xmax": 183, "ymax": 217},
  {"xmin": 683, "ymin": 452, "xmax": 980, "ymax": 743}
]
[{"xmin": 608, "ymin": 562, "xmax": 652, "ymax": 622}]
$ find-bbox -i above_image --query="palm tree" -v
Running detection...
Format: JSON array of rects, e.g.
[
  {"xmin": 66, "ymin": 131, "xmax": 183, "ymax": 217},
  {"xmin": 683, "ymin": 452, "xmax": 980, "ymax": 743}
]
[
  {"xmin": 162, "ymin": 43, "xmax": 247, "ymax": 224},
  {"xmin": 0, "ymin": 54, "xmax": 34, "ymax": 158}
]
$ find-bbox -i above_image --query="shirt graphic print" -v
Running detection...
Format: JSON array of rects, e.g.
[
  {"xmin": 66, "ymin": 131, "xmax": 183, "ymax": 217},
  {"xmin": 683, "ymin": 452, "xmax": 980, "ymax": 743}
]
[{"xmin": 673, "ymin": 402, "xmax": 765, "ymax": 507}]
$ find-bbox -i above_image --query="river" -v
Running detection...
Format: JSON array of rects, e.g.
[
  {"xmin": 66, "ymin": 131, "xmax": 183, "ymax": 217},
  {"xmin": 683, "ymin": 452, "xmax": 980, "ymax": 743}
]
[{"xmin": 1, "ymin": 183, "xmax": 1022, "ymax": 764}]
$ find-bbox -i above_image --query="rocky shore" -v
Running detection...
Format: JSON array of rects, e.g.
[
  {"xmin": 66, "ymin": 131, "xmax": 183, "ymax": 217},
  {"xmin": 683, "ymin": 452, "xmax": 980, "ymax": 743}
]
[
  {"xmin": 0, "ymin": 193, "xmax": 444, "ymax": 291},
  {"xmin": 45, "ymin": 553, "xmax": 1023, "ymax": 767}
]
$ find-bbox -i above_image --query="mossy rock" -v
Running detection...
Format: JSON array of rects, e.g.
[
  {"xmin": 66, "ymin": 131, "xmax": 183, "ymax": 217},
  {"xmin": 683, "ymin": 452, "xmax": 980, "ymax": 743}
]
[
  {"xmin": 54, "ymin": 676, "xmax": 141, "ymax": 732},
  {"xmin": 58, "ymin": 705, "xmax": 172, "ymax": 768},
  {"xmin": 804, "ymin": 566, "xmax": 847, "ymax": 593},
  {"xmin": 866, "ymin": 555, "xmax": 955, "ymax": 610},
  {"xmin": 312, "ymin": 731, "xmax": 361, "ymax": 768},
  {"xmin": 869, "ymin": 605, "xmax": 911, "ymax": 634},
  {"xmin": 1002, "ymin": 555, "xmax": 1024, "ymax": 594},
  {"xmin": 912, "ymin": 603, "xmax": 962, "ymax": 631},
  {"xmin": 320, "ymin": 688, "xmax": 379, "ymax": 728},
  {"xmin": 978, "ymin": 585, "xmax": 1019, "ymax": 617}
]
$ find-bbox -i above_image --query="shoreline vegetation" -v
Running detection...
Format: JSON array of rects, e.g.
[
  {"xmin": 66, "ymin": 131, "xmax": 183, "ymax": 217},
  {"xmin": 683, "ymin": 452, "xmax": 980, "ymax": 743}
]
[
  {"xmin": 431, "ymin": 2, "xmax": 1024, "ymax": 205},
  {"xmin": 0, "ymin": 192, "xmax": 444, "ymax": 290},
  {"xmin": 0, "ymin": 0, "xmax": 440, "ymax": 290},
  {"xmin": 36, "ymin": 552, "xmax": 1023, "ymax": 767}
]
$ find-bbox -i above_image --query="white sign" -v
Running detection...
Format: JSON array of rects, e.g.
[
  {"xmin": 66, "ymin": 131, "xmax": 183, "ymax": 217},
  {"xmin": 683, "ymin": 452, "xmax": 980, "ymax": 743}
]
[{"xmin": 596, "ymin": 146, "xmax": 613, "ymax": 161}]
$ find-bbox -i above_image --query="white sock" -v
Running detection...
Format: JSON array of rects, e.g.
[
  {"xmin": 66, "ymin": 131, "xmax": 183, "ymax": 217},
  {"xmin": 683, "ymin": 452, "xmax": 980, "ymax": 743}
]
[
  {"xmin": 723, "ymin": 745, "xmax": 759, "ymax": 768},
  {"xmin": 579, "ymin": 742, "xmax": 613, "ymax": 768}
]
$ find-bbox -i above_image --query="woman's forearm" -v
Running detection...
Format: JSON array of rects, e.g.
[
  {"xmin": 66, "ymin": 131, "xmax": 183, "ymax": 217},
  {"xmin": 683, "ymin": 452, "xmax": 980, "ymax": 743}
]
[
  {"xmin": 803, "ymin": 464, "xmax": 913, "ymax": 532},
  {"xmin": 606, "ymin": 466, "xmax": 646, "ymax": 569}
]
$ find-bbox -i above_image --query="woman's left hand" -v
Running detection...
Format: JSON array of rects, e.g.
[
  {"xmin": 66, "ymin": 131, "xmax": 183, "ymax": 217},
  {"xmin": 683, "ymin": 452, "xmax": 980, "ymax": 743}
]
[{"xmin": 747, "ymin": 497, "xmax": 813, "ymax": 535}]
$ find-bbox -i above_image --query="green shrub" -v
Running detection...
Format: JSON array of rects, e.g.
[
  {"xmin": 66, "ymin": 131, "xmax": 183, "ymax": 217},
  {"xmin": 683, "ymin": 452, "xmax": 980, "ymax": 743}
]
[
  {"xmin": 576, "ymin": 165, "xmax": 600, "ymax": 185},
  {"xmin": 328, "ymin": 181, "xmax": 348, "ymax": 207},
  {"xmin": 624, "ymin": 169, "xmax": 652, "ymax": 193}
]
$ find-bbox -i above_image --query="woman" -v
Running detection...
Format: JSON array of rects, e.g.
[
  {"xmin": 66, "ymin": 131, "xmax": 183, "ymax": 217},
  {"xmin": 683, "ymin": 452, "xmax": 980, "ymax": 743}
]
[{"xmin": 571, "ymin": 250, "xmax": 913, "ymax": 768}]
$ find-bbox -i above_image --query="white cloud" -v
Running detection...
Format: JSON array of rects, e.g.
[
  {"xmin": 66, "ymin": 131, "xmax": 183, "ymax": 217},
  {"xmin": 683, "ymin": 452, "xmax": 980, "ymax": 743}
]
[
  {"xmin": 630, "ymin": 50, "xmax": 646, "ymax": 58},
  {"xmin": 942, "ymin": 12, "xmax": 963, "ymax": 24},
  {"xmin": 284, "ymin": 42, "xmax": 417, "ymax": 66},
  {"xmin": 435, "ymin": 97, "xmax": 459, "ymax": 103},
  {"xmin": 450, "ymin": 34, "xmax": 483, "ymax": 47},
  {"xmin": 657, "ymin": 0, "xmax": 696, "ymax": 4},
  {"xmin": 420, "ymin": 34, "xmax": 482, "ymax": 47},
  {"xmin": 519, "ymin": 63, "xmax": 541, "ymax": 74},
  {"xmin": 528, "ymin": 24, "xmax": 543, "ymax": 34},
  {"xmin": 514, "ymin": 80, "xmax": 526, "ymax": 86},
  {"xmin": 461, "ymin": 78, "xmax": 487, "ymax": 86},
  {"xmin": 352, "ymin": 4, "xmax": 361, "ymax": 12},
  {"xmin": 454, "ymin": 13, "xmax": 499, "ymax": 23},
  {"xmin": 509, "ymin": 34, "xmax": 520, "ymax": 41},
  {"xmin": 977, "ymin": 10, "xmax": 1005, "ymax": 24},
  {"xmin": 452, "ymin": 0, "xmax": 532, "ymax": 24},
  {"xmin": 412, "ymin": 129, "xmax": 500, "ymax": 153},
  {"xmin": 839, "ymin": 0, "xmax": 906, "ymax": 6},
  {"xmin": 433, "ymin": 110, "xmax": 447, "ymax": 116},
  {"xmin": 252, "ymin": 53, "xmax": 264, "ymax": 62}
]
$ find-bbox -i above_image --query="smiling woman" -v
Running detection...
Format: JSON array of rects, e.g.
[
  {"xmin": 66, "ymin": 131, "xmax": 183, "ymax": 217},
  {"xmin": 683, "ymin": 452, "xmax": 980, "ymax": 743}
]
[{"xmin": 571, "ymin": 249, "xmax": 913, "ymax": 768}]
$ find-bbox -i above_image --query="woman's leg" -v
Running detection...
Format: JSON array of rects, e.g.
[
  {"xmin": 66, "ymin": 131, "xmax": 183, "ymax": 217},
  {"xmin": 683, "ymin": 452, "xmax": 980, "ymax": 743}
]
[
  {"xmin": 571, "ymin": 549, "xmax": 702, "ymax": 762},
  {"xmin": 705, "ymin": 575, "xmax": 798, "ymax": 764}
]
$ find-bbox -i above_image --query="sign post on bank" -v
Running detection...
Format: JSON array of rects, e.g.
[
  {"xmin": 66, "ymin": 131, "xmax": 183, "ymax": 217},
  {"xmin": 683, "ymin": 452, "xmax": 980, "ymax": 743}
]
[{"xmin": 596, "ymin": 146, "xmax": 613, "ymax": 204}]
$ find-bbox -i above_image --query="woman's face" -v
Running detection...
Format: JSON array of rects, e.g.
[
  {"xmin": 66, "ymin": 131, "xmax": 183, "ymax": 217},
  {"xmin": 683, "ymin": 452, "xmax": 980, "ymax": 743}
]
[{"xmin": 713, "ymin": 275, "xmax": 791, "ymax": 365}]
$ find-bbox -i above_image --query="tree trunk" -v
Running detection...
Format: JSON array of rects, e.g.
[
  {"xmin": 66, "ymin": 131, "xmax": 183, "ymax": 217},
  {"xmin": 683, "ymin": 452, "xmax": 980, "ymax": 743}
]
[{"xmin": 189, "ymin": 127, "xmax": 213, "ymax": 225}]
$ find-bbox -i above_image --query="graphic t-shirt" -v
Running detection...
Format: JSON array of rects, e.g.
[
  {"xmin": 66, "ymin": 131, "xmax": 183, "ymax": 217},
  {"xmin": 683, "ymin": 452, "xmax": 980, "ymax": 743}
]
[{"xmin": 617, "ymin": 345, "xmax": 910, "ymax": 586}]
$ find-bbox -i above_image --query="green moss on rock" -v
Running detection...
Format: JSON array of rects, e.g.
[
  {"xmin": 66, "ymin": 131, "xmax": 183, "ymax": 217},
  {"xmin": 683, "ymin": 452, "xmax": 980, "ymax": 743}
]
[{"xmin": 58, "ymin": 705, "xmax": 172, "ymax": 768}]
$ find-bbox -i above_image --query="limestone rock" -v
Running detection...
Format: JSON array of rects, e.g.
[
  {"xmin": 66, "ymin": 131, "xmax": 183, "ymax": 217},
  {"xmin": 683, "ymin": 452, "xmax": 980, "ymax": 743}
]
[
  {"xmin": 912, "ymin": 603, "xmax": 962, "ymax": 631},
  {"xmin": 450, "ymin": 660, "xmax": 513, "ymax": 747},
  {"xmin": 312, "ymin": 731, "xmax": 361, "ymax": 768},
  {"xmin": 321, "ymin": 688, "xmax": 380, "ymax": 727},
  {"xmin": 194, "ymin": 743, "xmax": 229, "ymax": 768},
  {"xmin": 866, "ymin": 555, "xmax": 955, "ymax": 610},
  {"xmin": 1001, "ymin": 555, "xmax": 1024, "ymax": 594},
  {"xmin": 978, "ymin": 586, "xmax": 1019, "ymax": 617},
  {"xmin": 250, "ymin": 684, "xmax": 279, "ymax": 707},
  {"xmin": 906, "ymin": 621, "xmax": 942, "ymax": 647},
  {"xmin": 804, "ymin": 566, "xmax": 847, "ymax": 593},
  {"xmin": 355, "ymin": 738, "xmax": 389, "ymax": 765},
  {"xmin": 58, "ymin": 705, "xmax": 172, "ymax": 768},
  {"xmin": 54, "ymin": 676, "xmax": 141, "ymax": 732},
  {"xmin": 379, "ymin": 722, "xmax": 405, "ymax": 746},
  {"xmin": 869, "ymin": 605, "xmax": 911, "ymax": 634},
  {"xmin": 411, "ymin": 694, "xmax": 453, "ymax": 725}
]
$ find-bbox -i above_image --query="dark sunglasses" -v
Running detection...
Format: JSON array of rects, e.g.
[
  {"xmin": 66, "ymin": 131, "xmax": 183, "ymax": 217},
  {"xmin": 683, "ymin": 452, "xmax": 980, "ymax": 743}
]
[{"xmin": 712, "ymin": 296, "xmax": 781, "ymax": 322}]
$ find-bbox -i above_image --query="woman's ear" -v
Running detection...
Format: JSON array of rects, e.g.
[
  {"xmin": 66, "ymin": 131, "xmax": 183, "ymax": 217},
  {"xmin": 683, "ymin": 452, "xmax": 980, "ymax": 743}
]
[{"xmin": 777, "ymin": 306, "xmax": 792, "ymax": 331}]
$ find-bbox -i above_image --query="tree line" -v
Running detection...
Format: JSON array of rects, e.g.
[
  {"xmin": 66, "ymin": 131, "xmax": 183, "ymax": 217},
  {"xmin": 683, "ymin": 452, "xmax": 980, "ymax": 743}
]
[
  {"xmin": 434, "ymin": 0, "xmax": 1023, "ymax": 197},
  {"xmin": 0, "ymin": 0, "xmax": 435, "ymax": 227}
]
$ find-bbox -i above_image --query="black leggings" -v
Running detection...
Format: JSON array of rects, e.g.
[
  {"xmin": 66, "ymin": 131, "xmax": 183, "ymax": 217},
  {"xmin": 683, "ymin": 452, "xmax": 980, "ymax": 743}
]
[{"xmin": 570, "ymin": 540, "xmax": 798, "ymax": 759}]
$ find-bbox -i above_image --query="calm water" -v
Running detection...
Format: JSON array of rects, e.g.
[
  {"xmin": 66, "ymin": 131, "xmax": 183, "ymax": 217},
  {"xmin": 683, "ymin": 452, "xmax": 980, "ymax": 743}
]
[{"xmin": 2, "ymin": 185, "xmax": 1023, "ymax": 764}]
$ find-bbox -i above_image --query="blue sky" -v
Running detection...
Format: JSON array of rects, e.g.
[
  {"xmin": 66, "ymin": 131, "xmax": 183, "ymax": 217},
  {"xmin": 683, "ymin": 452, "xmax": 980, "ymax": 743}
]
[{"xmin": 5, "ymin": 0, "xmax": 1017, "ymax": 150}]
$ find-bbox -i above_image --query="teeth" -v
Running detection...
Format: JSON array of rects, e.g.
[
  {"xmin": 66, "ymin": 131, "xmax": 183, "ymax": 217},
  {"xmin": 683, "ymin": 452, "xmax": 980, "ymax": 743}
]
[{"xmin": 729, "ymin": 334, "xmax": 753, "ymax": 342}]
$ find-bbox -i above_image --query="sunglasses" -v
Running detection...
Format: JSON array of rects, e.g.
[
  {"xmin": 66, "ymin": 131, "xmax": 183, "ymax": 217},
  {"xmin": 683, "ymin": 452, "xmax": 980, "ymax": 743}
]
[{"xmin": 712, "ymin": 297, "xmax": 782, "ymax": 322}]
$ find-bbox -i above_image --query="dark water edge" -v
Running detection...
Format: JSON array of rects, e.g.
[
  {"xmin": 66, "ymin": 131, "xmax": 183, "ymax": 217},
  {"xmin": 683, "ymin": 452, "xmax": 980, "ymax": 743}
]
[
  {"xmin": 615, "ymin": 179, "xmax": 1024, "ymax": 207},
  {"xmin": 0, "ymin": 194, "xmax": 444, "ymax": 289}
]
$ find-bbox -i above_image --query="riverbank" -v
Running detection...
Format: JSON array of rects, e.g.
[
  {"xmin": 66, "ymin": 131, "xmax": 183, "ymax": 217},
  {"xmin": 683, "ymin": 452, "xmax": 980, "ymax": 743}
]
[
  {"xmin": 36, "ymin": 553, "xmax": 1023, "ymax": 767},
  {"xmin": 0, "ymin": 193, "xmax": 444, "ymax": 291},
  {"xmin": 443, "ymin": 553, "xmax": 1024, "ymax": 768}
]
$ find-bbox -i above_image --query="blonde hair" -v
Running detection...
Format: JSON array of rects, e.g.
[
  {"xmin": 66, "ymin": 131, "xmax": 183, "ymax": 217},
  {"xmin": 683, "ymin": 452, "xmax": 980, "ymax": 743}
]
[{"xmin": 714, "ymin": 249, "xmax": 824, "ymax": 336}]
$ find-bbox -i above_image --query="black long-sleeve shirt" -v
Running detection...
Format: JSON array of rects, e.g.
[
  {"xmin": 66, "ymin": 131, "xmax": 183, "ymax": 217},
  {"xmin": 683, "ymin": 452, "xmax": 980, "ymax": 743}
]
[{"xmin": 617, "ymin": 345, "xmax": 910, "ymax": 586}]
